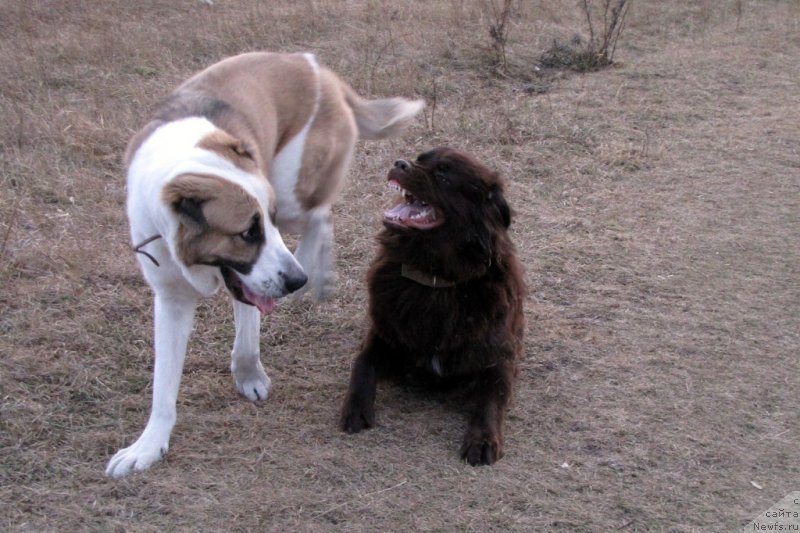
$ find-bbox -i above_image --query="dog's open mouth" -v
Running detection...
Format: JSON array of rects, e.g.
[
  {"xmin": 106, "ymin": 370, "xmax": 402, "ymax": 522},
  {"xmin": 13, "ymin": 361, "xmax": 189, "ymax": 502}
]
[
  {"xmin": 221, "ymin": 266, "xmax": 275, "ymax": 315},
  {"xmin": 383, "ymin": 180, "xmax": 443, "ymax": 229}
]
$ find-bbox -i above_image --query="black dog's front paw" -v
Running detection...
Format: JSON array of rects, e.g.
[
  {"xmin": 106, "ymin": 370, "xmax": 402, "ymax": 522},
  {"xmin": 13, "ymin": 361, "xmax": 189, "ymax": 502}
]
[
  {"xmin": 340, "ymin": 397, "xmax": 375, "ymax": 434},
  {"xmin": 460, "ymin": 428, "xmax": 503, "ymax": 466}
]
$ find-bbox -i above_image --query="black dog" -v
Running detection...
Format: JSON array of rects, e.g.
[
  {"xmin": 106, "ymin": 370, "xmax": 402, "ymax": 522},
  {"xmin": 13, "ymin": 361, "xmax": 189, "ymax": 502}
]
[{"xmin": 340, "ymin": 148, "xmax": 525, "ymax": 465}]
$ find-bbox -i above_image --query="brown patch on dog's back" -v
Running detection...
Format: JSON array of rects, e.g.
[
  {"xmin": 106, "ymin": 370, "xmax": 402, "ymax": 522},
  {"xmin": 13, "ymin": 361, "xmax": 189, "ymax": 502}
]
[
  {"xmin": 178, "ymin": 53, "xmax": 318, "ymax": 175},
  {"xmin": 162, "ymin": 173, "xmax": 263, "ymax": 268}
]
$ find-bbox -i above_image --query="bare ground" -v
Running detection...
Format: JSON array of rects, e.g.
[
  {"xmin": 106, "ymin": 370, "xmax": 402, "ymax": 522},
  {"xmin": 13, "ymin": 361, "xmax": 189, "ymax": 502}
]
[{"xmin": 1, "ymin": 1, "xmax": 798, "ymax": 531}]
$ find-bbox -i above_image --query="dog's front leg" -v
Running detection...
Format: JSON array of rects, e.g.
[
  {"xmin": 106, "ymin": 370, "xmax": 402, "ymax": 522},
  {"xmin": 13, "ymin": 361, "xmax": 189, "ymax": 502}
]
[
  {"xmin": 106, "ymin": 292, "xmax": 198, "ymax": 477},
  {"xmin": 460, "ymin": 359, "xmax": 515, "ymax": 466},
  {"xmin": 340, "ymin": 333, "xmax": 386, "ymax": 433},
  {"xmin": 230, "ymin": 300, "xmax": 271, "ymax": 401}
]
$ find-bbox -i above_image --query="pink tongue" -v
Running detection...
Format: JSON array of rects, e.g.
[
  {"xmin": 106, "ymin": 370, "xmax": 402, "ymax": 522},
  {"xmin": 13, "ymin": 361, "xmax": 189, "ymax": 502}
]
[
  {"xmin": 384, "ymin": 203, "xmax": 426, "ymax": 221},
  {"xmin": 241, "ymin": 284, "xmax": 275, "ymax": 315}
]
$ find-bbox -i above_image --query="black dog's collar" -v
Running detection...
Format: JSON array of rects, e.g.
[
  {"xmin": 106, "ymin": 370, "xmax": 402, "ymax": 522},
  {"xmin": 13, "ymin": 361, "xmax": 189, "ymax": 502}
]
[{"xmin": 401, "ymin": 264, "xmax": 456, "ymax": 288}]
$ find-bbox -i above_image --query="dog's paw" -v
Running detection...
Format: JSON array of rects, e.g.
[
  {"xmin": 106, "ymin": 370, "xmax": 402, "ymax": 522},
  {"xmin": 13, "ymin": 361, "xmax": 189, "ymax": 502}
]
[
  {"xmin": 232, "ymin": 360, "xmax": 272, "ymax": 401},
  {"xmin": 105, "ymin": 436, "xmax": 168, "ymax": 478},
  {"xmin": 340, "ymin": 398, "xmax": 375, "ymax": 434},
  {"xmin": 460, "ymin": 429, "xmax": 504, "ymax": 466}
]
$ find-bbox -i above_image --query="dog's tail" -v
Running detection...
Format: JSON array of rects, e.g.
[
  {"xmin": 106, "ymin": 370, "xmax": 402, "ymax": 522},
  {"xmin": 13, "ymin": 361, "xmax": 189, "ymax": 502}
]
[{"xmin": 343, "ymin": 86, "xmax": 424, "ymax": 140}]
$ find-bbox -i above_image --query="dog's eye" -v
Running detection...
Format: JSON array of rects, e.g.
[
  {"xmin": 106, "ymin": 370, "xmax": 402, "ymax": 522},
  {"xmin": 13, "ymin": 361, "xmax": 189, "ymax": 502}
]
[{"xmin": 239, "ymin": 217, "xmax": 262, "ymax": 244}]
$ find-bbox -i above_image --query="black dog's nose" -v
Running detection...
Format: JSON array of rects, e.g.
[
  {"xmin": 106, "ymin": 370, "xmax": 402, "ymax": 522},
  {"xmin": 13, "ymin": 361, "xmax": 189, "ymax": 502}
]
[{"xmin": 394, "ymin": 159, "xmax": 410, "ymax": 171}]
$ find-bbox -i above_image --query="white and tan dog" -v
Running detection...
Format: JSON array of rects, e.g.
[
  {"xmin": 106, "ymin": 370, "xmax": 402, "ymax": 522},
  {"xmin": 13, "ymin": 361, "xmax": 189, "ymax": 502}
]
[{"xmin": 106, "ymin": 52, "xmax": 423, "ymax": 477}]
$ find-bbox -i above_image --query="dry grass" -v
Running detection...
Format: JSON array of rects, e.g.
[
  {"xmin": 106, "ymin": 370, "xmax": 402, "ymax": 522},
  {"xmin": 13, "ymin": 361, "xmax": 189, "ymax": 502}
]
[{"xmin": 2, "ymin": 0, "xmax": 799, "ymax": 530}]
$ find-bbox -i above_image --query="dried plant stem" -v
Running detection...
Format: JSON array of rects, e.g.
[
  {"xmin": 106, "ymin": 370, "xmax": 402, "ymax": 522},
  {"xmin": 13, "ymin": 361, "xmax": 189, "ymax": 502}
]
[
  {"xmin": 0, "ymin": 196, "xmax": 20, "ymax": 262},
  {"xmin": 486, "ymin": 0, "xmax": 515, "ymax": 70}
]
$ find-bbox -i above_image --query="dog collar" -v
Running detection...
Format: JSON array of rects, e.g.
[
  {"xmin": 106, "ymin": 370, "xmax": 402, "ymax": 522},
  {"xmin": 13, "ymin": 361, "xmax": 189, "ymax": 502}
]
[{"xmin": 401, "ymin": 264, "xmax": 456, "ymax": 288}]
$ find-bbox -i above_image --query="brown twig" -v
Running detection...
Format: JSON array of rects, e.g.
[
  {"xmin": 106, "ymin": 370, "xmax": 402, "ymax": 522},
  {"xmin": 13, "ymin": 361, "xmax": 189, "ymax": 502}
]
[
  {"xmin": 313, "ymin": 480, "xmax": 408, "ymax": 518},
  {"xmin": 0, "ymin": 196, "xmax": 21, "ymax": 262}
]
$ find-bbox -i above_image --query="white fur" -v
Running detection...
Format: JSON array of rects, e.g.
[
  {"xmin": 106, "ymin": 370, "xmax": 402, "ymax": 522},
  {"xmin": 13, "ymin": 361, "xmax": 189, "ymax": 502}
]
[
  {"xmin": 270, "ymin": 131, "xmax": 312, "ymax": 232},
  {"xmin": 106, "ymin": 117, "xmax": 303, "ymax": 478}
]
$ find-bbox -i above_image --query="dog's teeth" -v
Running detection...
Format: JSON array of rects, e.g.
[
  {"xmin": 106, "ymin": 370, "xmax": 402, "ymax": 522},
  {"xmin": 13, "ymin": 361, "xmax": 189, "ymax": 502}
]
[{"xmin": 388, "ymin": 182, "xmax": 407, "ymax": 196}]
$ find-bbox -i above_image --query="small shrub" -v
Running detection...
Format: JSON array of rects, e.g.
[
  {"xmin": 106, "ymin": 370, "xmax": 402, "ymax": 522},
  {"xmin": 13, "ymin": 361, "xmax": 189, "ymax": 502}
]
[
  {"xmin": 484, "ymin": 0, "xmax": 515, "ymax": 71},
  {"xmin": 539, "ymin": 0, "xmax": 631, "ymax": 72},
  {"xmin": 539, "ymin": 35, "xmax": 601, "ymax": 72}
]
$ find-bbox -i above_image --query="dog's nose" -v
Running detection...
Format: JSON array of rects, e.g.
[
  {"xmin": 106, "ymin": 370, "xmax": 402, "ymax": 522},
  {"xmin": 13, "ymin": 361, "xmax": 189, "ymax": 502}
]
[
  {"xmin": 394, "ymin": 159, "xmax": 410, "ymax": 171},
  {"xmin": 281, "ymin": 270, "xmax": 308, "ymax": 294}
]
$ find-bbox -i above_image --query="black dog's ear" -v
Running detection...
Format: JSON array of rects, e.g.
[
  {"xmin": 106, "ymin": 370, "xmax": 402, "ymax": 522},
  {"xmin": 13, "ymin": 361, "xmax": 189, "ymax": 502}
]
[{"xmin": 488, "ymin": 185, "xmax": 511, "ymax": 228}]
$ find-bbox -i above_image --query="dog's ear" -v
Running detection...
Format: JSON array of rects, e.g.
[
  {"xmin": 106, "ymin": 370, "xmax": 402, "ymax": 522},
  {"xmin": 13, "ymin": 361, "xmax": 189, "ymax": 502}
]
[
  {"xmin": 174, "ymin": 197, "xmax": 206, "ymax": 227},
  {"xmin": 488, "ymin": 184, "xmax": 511, "ymax": 228},
  {"xmin": 197, "ymin": 130, "xmax": 256, "ymax": 172},
  {"xmin": 463, "ymin": 226, "xmax": 493, "ymax": 267},
  {"xmin": 162, "ymin": 173, "xmax": 222, "ymax": 229}
]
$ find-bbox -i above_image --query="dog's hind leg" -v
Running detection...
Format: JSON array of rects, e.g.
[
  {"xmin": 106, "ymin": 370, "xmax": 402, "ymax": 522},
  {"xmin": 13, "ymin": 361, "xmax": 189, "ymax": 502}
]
[
  {"xmin": 106, "ymin": 290, "xmax": 198, "ymax": 477},
  {"xmin": 231, "ymin": 300, "xmax": 271, "ymax": 401},
  {"xmin": 293, "ymin": 206, "xmax": 335, "ymax": 302}
]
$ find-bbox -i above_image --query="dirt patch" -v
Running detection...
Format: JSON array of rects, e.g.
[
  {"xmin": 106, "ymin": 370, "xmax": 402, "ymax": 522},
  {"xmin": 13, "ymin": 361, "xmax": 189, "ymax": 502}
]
[{"xmin": 1, "ymin": 1, "xmax": 798, "ymax": 530}]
